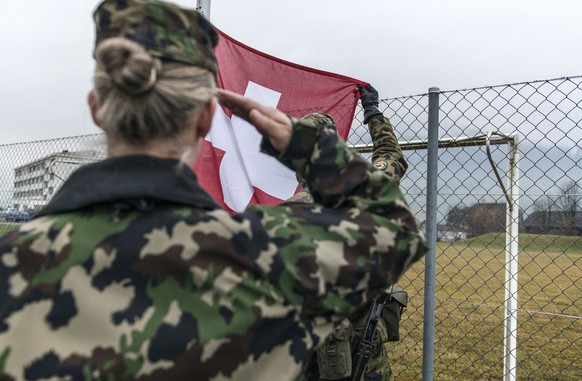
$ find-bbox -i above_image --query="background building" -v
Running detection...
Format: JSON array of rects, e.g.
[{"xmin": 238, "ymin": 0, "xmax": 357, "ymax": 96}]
[{"xmin": 12, "ymin": 150, "xmax": 103, "ymax": 210}]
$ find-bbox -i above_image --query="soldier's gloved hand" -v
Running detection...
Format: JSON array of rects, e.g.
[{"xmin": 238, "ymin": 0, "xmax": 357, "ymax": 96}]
[{"xmin": 358, "ymin": 85, "xmax": 383, "ymax": 124}]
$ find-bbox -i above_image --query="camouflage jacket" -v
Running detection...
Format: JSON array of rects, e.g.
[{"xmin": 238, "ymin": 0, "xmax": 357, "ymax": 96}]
[{"xmin": 0, "ymin": 118, "xmax": 426, "ymax": 381}]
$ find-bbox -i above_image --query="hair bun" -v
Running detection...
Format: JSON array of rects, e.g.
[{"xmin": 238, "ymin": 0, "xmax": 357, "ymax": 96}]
[{"xmin": 95, "ymin": 37, "xmax": 161, "ymax": 95}]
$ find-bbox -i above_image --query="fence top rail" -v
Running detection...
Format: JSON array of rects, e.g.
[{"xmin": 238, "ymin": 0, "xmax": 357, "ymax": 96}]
[
  {"xmin": 0, "ymin": 133, "xmax": 103, "ymax": 149},
  {"xmin": 434, "ymin": 74, "xmax": 582, "ymax": 95},
  {"xmin": 376, "ymin": 74, "xmax": 582, "ymax": 102}
]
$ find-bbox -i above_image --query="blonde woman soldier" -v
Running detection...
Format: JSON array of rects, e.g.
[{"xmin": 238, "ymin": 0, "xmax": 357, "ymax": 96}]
[{"xmin": 0, "ymin": 1, "xmax": 427, "ymax": 380}]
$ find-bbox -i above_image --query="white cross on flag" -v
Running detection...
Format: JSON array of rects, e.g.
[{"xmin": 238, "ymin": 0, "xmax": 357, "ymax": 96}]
[{"xmin": 193, "ymin": 29, "xmax": 367, "ymax": 213}]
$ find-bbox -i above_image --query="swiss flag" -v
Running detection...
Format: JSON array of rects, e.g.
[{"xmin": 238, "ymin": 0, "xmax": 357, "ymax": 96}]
[{"xmin": 193, "ymin": 29, "xmax": 368, "ymax": 213}]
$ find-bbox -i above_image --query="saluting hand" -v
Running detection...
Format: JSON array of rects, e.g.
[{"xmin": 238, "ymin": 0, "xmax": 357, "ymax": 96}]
[{"xmin": 217, "ymin": 88, "xmax": 293, "ymax": 152}]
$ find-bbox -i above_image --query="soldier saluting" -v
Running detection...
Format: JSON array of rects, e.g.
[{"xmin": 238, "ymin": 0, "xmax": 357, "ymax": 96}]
[{"xmin": 0, "ymin": 1, "xmax": 427, "ymax": 380}]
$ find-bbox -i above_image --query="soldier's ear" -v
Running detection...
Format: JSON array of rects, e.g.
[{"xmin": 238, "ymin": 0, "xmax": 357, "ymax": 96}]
[
  {"xmin": 196, "ymin": 97, "xmax": 217, "ymax": 138},
  {"xmin": 87, "ymin": 91, "xmax": 101, "ymax": 127}
]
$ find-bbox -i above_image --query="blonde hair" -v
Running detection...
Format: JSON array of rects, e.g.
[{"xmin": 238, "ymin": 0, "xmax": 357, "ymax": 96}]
[{"xmin": 93, "ymin": 37, "xmax": 216, "ymax": 146}]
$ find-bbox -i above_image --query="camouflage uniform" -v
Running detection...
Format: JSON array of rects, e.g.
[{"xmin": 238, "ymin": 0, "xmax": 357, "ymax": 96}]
[
  {"xmin": 0, "ymin": 114, "xmax": 426, "ymax": 380},
  {"xmin": 293, "ymin": 113, "xmax": 407, "ymax": 381}
]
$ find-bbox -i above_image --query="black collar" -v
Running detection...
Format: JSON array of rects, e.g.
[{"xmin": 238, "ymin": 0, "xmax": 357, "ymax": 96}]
[{"xmin": 36, "ymin": 155, "xmax": 219, "ymax": 217}]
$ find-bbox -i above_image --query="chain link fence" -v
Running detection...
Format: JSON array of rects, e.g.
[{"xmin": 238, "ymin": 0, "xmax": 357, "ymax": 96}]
[
  {"xmin": 351, "ymin": 76, "xmax": 581, "ymax": 381},
  {"xmin": 1, "ymin": 76, "xmax": 580, "ymax": 380}
]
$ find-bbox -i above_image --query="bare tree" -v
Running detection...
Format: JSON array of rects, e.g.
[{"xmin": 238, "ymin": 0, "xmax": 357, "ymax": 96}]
[
  {"xmin": 557, "ymin": 180, "xmax": 580, "ymax": 235},
  {"xmin": 533, "ymin": 196, "xmax": 554, "ymax": 233}
]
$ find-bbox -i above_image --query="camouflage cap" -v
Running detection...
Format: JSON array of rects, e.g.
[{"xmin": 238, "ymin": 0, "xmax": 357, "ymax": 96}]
[{"xmin": 93, "ymin": 0, "xmax": 219, "ymax": 75}]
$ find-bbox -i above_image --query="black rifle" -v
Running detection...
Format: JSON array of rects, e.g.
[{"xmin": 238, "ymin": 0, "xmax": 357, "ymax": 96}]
[{"xmin": 350, "ymin": 291, "xmax": 390, "ymax": 381}]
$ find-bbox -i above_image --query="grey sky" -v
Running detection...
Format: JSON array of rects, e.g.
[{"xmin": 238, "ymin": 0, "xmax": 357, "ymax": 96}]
[{"xmin": 1, "ymin": 0, "xmax": 580, "ymax": 144}]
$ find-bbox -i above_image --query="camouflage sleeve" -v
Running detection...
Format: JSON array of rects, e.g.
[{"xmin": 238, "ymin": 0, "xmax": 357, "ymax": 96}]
[
  {"xmin": 256, "ymin": 118, "xmax": 427, "ymax": 318},
  {"xmin": 284, "ymin": 190, "xmax": 314, "ymax": 204},
  {"xmin": 263, "ymin": 117, "xmax": 409, "ymax": 213},
  {"xmin": 367, "ymin": 114, "xmax": 408, "ymax": 184}
]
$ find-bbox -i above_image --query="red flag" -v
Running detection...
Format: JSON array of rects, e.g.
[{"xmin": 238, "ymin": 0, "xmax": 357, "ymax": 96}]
[{"xmin": 193, "ymin": 29, "xmax": 368, "ymax": 212}]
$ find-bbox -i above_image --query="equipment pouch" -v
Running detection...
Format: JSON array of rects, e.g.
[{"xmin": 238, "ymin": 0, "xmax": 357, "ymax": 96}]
[
  {"xmin": 381, "ymin": 287, "xmax": 408, "ymax": 342},
  {"xmin": 317, "ymin": 319, "xmax": 353, "ymax": 380}
]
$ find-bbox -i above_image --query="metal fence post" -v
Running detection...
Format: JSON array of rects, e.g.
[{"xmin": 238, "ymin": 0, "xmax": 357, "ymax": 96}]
[
  {"xmin": 422, "ymin": 87, "xmax": 440, "ymax": 380},
  {"xmin": 503, "ymin": 134, "xmax": 520, "ymax": 381},
  {"xmin": 196, "ymin": 0, "xmax": 211, "ymax": 19}
]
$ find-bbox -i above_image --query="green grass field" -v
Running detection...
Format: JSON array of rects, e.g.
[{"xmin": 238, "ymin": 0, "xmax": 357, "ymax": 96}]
[
  {"xmin": 391, "ymin": 233, "xmax": 582, "ymax": 380},
  {"xmin": 1, "ymin": 223, "xmax": 580, "ymax": 379}
]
